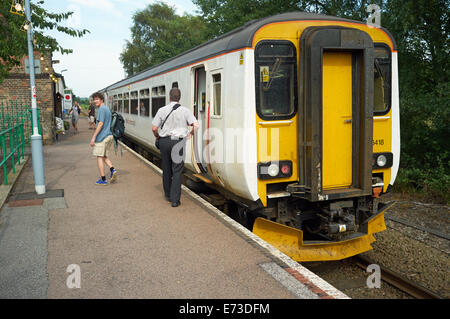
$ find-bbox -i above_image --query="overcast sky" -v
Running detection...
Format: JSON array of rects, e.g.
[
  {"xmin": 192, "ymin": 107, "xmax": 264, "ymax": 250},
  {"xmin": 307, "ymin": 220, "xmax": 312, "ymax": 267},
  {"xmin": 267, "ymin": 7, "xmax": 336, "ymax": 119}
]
[{"xmin": 42, "ymin": 0, "xmax": 198, "ymax": 97}]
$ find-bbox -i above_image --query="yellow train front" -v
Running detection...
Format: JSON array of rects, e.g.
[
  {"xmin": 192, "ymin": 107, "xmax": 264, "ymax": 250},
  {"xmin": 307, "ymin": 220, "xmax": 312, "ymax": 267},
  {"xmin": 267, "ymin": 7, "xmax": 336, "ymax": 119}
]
[{"xmin": 249, "ymin": 14, "xmax": 400, "ymax": 262}]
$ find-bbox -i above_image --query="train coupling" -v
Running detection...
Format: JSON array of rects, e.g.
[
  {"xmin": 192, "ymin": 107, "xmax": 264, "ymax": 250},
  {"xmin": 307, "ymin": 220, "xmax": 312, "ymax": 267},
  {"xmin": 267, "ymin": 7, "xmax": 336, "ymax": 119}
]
[{"xmin": 318, "ymin": 201, "xmax": 356, "ymax": 234}]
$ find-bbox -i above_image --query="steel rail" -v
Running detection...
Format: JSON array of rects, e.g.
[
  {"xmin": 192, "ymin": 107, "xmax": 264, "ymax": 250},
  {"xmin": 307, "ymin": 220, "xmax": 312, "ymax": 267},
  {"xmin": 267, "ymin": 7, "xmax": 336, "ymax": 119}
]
[
  {"xmin": 385, "ymin": 215, "xmax": 450, "ymax": 241},
  {"xmin": 353, "ymin": 255, "xmax": 443, "ymax": 299}
]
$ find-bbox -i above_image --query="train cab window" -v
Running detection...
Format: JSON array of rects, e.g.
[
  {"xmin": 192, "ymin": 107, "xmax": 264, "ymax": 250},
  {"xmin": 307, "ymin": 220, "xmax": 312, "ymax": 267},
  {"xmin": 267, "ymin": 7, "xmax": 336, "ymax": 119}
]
[
  {"xmin": 113, "ymin": 95, "xmax": 118, "ymax": 112},
  {"xmin": 123, "ymin": 92, "xmax": 130, "ymax": 114},
  {"xmin": 212, "ymin": 73, "xmax": 222, "ymax": 116},
  {"xmin": 139, "ymin": 89, "xmax": 150, "ymax": 117},
  {"xmin": 374, "ymin": 45, "xmax": 392, "ymax": 114},
  {"xmin": 117, "ymin": 93, "xmax": 123, "ymax": 113},
  {"xmin": 130, "ymin": 91, "xmax": 138, "ymax": 115},
  {"xmin": 255, "ymin": 41, "xmax": 297, "ymax": 120},
  {"xmin": 152, "ymin": 85, "xmax": 166, "ymax": 117}
]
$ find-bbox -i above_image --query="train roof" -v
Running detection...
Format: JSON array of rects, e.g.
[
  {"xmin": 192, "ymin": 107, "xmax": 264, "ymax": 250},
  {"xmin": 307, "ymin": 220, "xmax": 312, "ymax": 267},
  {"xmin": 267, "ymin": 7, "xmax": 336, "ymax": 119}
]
[{"xmin": 99, "ymin": 11, "xmax": 396, "ymax": 93}]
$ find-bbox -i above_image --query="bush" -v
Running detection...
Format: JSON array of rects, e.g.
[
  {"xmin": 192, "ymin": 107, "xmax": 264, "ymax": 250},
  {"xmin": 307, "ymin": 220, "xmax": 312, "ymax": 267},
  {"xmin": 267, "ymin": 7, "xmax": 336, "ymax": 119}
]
[{"xmin": 395, "ymin": 163, "xmax": 450, "ymax": 204}]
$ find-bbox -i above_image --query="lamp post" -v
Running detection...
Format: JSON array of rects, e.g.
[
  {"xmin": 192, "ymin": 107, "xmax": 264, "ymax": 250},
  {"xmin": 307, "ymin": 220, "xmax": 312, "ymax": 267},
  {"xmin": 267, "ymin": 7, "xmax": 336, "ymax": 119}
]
[{"xmin": 24, "ymin": 0, "xmax": 46, "ymax": 195}]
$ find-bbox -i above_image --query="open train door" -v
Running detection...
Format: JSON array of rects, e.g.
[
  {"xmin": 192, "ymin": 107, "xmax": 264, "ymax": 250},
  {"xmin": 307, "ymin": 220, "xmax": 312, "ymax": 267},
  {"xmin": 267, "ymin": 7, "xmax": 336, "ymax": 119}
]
[{"xmin": 193, "ymin": 66, "xmax": 208, "ymax": 174}]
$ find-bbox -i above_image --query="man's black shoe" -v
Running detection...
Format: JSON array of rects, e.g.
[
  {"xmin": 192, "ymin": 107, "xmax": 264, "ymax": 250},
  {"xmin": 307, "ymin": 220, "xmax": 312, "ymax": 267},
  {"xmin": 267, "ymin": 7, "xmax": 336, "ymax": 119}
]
[
  {"xmin": 165, "ymin": 196, "xmax": 171, "ymax": 202},
  {"xmin": 171, "ymin": 201, "xmax": 180, "ymax": 207}
]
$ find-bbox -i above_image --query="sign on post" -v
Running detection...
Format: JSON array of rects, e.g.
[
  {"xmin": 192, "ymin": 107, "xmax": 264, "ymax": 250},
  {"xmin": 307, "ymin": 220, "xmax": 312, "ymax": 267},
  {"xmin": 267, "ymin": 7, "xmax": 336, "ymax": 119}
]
[
  {"xmin": 24, "ymin": 58, "xmax": 41, "ymax": 74},
  {"xmin": 63, "ymin": 93, "xmax": 72, "ymax": 110}
]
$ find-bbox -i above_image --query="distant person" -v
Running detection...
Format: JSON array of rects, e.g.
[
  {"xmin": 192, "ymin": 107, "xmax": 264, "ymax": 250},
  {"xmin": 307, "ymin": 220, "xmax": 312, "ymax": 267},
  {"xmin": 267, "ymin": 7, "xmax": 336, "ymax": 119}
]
[
  {"xmin": 70, "ymin": 101, "xmax": 80, "ymax": 133},
  {"xmin": 88, "ymin": 101, "xmax": 96, "ymax": 130},
  {"xmin": 152, "ymin": 88, "xmax": 199, "ymax": 207},
  {"xmin": 90, "ymin": 92, "xmax": 117, "ymax": 186},
  {"xmin": 140, "ymin": 101, "xmax": 146, "ymax": 116}
]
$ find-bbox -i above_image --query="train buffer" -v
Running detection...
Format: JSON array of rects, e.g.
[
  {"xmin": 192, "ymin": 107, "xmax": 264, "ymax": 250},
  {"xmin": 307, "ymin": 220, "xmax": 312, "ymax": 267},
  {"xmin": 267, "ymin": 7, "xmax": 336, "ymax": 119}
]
[{"xmin": 0, "ymin": 120, "xmax": 347, "ymax": 299}]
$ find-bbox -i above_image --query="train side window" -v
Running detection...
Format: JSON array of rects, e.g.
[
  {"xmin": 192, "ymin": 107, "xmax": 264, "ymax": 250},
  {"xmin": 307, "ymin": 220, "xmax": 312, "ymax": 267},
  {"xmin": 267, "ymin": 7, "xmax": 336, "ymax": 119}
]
[
  {"xmin": 139, "ymin": 89, "xmax": 150, "ymax": 117},
  {"xmin": 113, "ymin": 95, "xmax": 118, "ymax": 112},
  {"xmin": 152, "ymin": 85, "xmax": 166, "ymax": 117},
  {"xmin": 130, "ymin": 91, "xmax": 138, "ymax": 115},
  {"xmin": 255, "ymin": 41, "xmax": 297, "ymax": 120},
  {"xmin": 374, "ymin": 44, "xmax": 392, "ymax": 115},
  {"xmin": 212, "ymin": 73, "xmax": 222, "ymax": 116},
  {"xmin": 123, "ymin": 92, "xmax": 130, "ymax": 114},
  {"xmin": 118, "ymin": 93, "xmax": 123, "ymax": 113}
]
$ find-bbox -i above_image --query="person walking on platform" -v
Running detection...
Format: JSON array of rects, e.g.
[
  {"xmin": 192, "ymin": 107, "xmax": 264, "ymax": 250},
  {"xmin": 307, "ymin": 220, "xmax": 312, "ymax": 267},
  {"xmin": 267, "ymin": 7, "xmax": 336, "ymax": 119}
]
[
  {"xmin": 152, "ymin": 88, "xmax": 199, "ymax": 207},
  {"xmin": 90, "ymin": 92, "xmax": 117, "ymax": 186},
  {"xmin": 70, "ymin": 101, "xmax": 81, "ymax": 133},
  {"xmin": 88, "ymin": 101, "xmax": 96, "ymax": 130}
]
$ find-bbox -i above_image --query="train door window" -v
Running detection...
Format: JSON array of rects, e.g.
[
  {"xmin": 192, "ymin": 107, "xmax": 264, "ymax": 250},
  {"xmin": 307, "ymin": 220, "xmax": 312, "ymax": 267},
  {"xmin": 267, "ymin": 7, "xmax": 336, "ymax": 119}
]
[
  {"xmin": 130, "ymin": 91, "xmax": 138, "ymax": 115},
  {"xmin": 113, "ymin": 95, "xmax": 118, "ymax": 112},
  {"xmin": 212, "ymin": 73, "xmax": 222, "ymax": 116},
  {"xmin": 152, "ymin": 85, "xmax": 166, "ymax": 117},
  {"xmin": 172, "ymin": 82, "xmax": 178, "ymax": 88},
  {"xmin": 374, "ymin": 44, "xmax": 392, "ymax": 115},
  {"xmin": 139, "ymin": 89, "xmax": 150, "ymax": 117},
  {"xmin": 123, "ymin": 92, "xmax": 130, "ymax": 114},
  {"xmin": 118, "ymin": 93, "xmax": 123, "ymax": 113},
  {"xmin": 255, "ymin": 41, "xmax": 297, "ymax": 120}
]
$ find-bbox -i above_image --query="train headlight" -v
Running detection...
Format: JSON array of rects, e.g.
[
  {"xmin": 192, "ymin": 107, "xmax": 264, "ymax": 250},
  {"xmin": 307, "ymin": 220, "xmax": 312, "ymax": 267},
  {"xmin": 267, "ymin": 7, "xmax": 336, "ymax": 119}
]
[
  {"xmin": 372, "ymin": 153, "xmax": 393, "ymax": 169},
  {"xmin": 257, "ymin": 161, "xmax": 293, "ymax": 180},
  {"xmin": 376, "ymin": 155, "xmax": 387, "ymax": 167},
  {"xmin": 268, "ymin": 164, "xmax": 279, "ymax": 177}
]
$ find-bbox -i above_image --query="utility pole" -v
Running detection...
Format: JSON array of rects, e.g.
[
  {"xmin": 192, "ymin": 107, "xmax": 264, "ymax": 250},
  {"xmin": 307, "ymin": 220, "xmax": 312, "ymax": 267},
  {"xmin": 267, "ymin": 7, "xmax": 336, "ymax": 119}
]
[{"xmin": 25, "ymin": 0, "xmax": 46, "ymax": 194}]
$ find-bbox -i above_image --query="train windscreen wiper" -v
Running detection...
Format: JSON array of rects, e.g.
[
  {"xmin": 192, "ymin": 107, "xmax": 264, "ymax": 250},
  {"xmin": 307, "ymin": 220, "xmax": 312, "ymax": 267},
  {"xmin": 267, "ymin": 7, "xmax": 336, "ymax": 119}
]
[{"xmin": 263, "ymin": 58, "xmax": 283, "ymax": 91}]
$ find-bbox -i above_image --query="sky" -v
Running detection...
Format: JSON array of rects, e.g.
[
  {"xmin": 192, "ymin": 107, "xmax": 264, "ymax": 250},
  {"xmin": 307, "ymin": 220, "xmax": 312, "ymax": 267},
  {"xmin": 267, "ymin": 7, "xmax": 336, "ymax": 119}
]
[{"xmin": 41, "ymin": 0, "xmax": 198, "ymax": 97}]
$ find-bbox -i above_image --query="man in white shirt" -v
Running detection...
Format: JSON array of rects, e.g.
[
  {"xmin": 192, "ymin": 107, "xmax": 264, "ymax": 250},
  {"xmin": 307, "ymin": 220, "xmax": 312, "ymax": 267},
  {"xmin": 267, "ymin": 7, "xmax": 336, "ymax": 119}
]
[{"xmin": 152, "ymin": 88, "xmax": 199, "ymax": 207}]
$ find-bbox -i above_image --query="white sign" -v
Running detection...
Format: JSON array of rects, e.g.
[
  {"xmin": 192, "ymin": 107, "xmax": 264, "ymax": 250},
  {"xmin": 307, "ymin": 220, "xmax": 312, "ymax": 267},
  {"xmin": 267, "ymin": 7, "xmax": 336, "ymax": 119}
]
[{"xmin": 63, "ymin": 93, "xmax": 72, "ymax": 110}]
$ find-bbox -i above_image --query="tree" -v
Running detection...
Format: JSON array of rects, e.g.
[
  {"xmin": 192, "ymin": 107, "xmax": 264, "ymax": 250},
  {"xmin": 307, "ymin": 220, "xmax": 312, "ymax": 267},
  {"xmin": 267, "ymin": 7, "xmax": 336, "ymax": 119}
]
[
  {"xmin": 0, "ymin": 0, "xmax": 89, "ymax": 83},
  {"xmin": 120, "ymin": 2, "xmax": 209, "ymax": 77}
]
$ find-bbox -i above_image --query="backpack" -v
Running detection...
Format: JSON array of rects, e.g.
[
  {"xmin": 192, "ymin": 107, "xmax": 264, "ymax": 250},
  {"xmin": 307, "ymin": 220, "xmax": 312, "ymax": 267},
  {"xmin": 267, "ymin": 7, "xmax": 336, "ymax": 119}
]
[{"xmin": 110, "ymin": 111, "xmax": 125, "ymax": 155}]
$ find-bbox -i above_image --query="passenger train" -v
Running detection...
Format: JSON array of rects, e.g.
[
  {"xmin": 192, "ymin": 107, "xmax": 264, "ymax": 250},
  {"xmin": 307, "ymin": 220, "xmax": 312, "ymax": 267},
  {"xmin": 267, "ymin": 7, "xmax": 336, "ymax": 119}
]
[{"xmin": 99, "ymin": 12, "xmax": 400, "ymax": 262}]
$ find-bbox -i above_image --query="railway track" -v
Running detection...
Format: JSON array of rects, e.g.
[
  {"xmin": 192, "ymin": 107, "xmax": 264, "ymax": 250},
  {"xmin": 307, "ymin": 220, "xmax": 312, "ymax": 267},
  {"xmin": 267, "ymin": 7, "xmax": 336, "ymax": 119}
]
[{"xmin": 352, "ymin": 255, "xmax": 443, "ymax": 299}]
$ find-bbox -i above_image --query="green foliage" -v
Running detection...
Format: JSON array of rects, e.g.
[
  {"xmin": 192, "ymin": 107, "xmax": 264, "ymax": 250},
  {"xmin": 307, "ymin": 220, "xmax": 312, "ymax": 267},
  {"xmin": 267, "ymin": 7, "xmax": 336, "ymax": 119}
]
[
  {"xmin": 0, "ymin": 0, "xmax": 89, "ymax": 83},
  {"xmin": 120, "ymin": 2, "xmax": 209, "ymax": 76}
]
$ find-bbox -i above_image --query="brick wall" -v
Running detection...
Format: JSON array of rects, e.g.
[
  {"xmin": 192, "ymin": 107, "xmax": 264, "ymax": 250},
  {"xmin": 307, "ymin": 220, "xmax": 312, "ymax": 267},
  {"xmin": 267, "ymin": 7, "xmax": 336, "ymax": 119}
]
[{"xmin": 0, "ymin": 53, "xmax": 56, "ymax": 144}]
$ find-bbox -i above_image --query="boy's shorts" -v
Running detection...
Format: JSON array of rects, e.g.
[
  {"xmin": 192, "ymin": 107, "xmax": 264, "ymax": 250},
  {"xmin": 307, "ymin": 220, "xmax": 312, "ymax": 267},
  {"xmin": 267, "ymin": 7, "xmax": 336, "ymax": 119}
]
[{"xmin": 92, "ymin": 135, "xmax": 114, "ymax": 157}]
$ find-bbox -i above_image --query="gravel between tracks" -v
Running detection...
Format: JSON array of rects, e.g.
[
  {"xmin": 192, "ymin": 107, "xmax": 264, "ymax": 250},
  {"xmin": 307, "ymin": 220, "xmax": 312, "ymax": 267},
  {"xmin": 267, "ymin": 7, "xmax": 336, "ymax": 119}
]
[
  {"xmin": 304, "ymin": 194, "xmax": 449, "ymax": 299},
  {"xmin": 363, "ymin": 194, "xmax": 449, "ymax": 298}
]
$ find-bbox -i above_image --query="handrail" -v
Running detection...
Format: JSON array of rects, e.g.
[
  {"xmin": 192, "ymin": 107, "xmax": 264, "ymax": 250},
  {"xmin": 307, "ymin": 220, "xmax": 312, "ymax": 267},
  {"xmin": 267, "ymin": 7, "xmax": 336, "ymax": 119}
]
[{"xmin": 0, "ymin": 123, "xmax": 25, "ymax": 185}]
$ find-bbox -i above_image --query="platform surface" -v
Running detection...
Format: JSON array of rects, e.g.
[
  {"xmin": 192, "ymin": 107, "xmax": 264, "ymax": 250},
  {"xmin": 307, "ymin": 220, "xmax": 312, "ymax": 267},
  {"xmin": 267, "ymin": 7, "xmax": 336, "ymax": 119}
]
[{"xmin": 0, "ymin": 119, "xmax": 346, "ymax": 299}]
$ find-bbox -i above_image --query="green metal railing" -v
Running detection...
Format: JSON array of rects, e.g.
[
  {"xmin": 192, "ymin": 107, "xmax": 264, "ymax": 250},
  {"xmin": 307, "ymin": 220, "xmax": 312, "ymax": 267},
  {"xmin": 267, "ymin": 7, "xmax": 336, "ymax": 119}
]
[
  {"xmin": 0, "ymin": 123, "xmax": 25, "ymax": 185},
  {"xmin": 0, "ymin": 101, "xmax": 41, "ymax": 185}
]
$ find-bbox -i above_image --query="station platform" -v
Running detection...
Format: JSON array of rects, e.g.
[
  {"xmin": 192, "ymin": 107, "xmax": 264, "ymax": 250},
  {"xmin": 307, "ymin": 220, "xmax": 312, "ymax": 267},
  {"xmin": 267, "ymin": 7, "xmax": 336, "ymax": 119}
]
[{"xmin": 0, "ymin": 119, "xmax": 348, "ymax": 299}]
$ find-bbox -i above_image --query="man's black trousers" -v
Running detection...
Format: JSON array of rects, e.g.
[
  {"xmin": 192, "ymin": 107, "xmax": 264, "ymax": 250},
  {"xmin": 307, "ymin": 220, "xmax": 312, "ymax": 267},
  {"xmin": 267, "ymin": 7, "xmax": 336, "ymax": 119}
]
[{"xmin": 158, "ymin": 136, "xmax": 186, "ymax": 203}]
